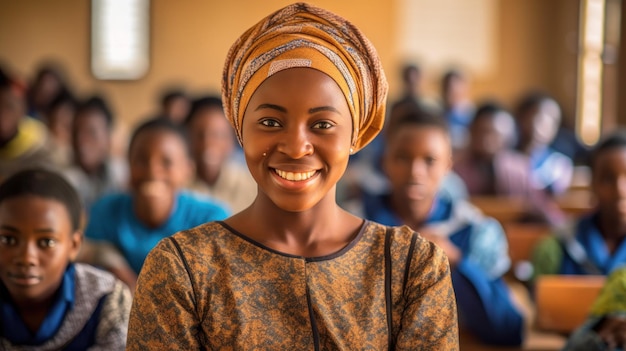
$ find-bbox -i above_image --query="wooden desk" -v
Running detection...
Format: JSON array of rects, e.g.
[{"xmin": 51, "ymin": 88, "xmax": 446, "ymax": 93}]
[
  {"xmin": 503, "ymin": 223, "xmax": 551, "ymax": 269},
  {"xmin": 535, "ymin": 275, "xmax": 606, "ymax": 334},
  {"xmin": 556, "ymin": 189, "xmax": 594, "ymax": 216},
  {"xmin": 470, "ymin": 196, "xmax": 529, "ymax": 224}
]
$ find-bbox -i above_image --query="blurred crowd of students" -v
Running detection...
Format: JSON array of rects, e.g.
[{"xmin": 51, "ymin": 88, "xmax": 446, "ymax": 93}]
[{"xmin": 1, "ymin": 58, "xmax": 626, "ymax": 350}]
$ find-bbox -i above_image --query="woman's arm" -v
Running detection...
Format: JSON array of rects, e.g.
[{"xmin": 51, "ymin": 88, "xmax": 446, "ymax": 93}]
[
  {"xmin": 395, "ymin": 239, "xmax": 459, "ymax": 350},
  {"xmin": 126, "ymin": 238, "xmax": 203, "ymax": 350}
]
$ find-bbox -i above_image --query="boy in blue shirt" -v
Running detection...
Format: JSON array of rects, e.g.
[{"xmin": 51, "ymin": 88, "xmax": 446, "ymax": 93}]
[
  {"xmin": 0, "ymin": 169, "xmax": 131, "ymax": 350},
  {"xmin": 82, "ymin": 118, "xmax": 230, "ymax": 287},
  {"xmin": 361, "ymin": 109, "xmax": 525, "ymax": 346},
  {"xmin": 533, "ymin": 131, "xmax": 626, "ymax": 278}
]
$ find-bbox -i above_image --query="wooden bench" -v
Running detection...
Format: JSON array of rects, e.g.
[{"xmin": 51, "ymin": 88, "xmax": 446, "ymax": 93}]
[
  {"xmin": 534, "ymin": 275, "xmax": 606, "ymax": 334},
  {"xmin": 502, "ymin": 223, "xmax": 552, "ymax": 281},
  {"xmin": 556, "ymin": 188, "xmax": 594, "ymax": 216},
  {"xmin": 470, "ymin": 196, "xmax": 529, "ymax": 224}
]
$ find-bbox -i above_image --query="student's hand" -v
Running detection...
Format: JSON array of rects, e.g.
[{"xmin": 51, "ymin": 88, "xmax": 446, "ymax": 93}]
[
  {"xmin": 420, "ymin": 230, "xmax": 462, "ymax": 268},
  {"xmin": 596, "ymin": 316, "xmax": 626, "ymax": 349}
]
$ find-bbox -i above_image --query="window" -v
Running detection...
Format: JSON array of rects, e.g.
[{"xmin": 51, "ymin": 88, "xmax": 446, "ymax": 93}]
[{"xmin": 91, "ymin": 0, "xmax": 150, "ymax": 80}]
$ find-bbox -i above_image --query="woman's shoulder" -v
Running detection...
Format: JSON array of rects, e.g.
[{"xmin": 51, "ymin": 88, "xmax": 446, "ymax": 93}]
[
  {"xmin": 160, "ymin": 221, "xmax": 232, "ymax": 256},
  {"xmin": 364, "ymin": 221, "xmax": 442, "ymax": 263}
]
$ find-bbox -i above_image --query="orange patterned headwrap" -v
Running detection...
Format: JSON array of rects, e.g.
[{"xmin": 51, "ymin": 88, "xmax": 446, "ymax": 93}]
[{"xmin": 222, "ymin": 2, "xmax": 388, "ymax": 153}]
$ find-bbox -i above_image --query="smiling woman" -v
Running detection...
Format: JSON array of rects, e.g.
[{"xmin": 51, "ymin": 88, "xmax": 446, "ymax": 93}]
[{"xmin": 127, "ymin": 3, "xmax": 459, "ymax": 350}]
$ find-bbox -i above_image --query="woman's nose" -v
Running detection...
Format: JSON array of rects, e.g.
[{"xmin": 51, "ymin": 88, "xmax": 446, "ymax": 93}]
[{"xmin": 277, "ymin": 126, "xmax": 314, "ymax": 159}]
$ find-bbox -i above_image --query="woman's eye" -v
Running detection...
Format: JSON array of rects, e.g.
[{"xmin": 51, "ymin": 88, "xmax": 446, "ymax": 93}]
[
  {"xmin": 0, "ymin": 235, "xmax": 16, "ymax": 246},
  {"xmin": 313, "ymin": 121, "xmax": 333, "ymax": 129},
  {"xmin": 260, "ymin": 119, "xmax": 281, "ymax": 128},
  {"xmin": 38, "ymin": 238, "xmax": 57, "ymax": 248}
]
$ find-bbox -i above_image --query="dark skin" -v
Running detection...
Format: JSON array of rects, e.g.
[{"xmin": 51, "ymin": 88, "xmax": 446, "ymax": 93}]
[
  {"xmin": 592, "ymin": 147, "xmax": 626, "ymax": 254},
  {"xmin": 382, "ymin": 125, "xmax": 461, "ymax": 266},
  {"xmin": 0, "ymin": 196, "xmax": 81, "ymax": 333},
  {"xmin": 224, "ymin": 68, "xmax": 363, "ymax": 258},
  {"xmin": 188, "ymin": 106, "xmax": 234, "ymax": 186},
  {"xmin": 596, "ymin": 316, "xmax": 626, "ymax": 349},
  {"xmin": 0, "ymin": 87, "xmax": 24, "ymax": 148},
  {"xmin": 128, "ymin": 130, "xmax": 194, "ymax": 228}
]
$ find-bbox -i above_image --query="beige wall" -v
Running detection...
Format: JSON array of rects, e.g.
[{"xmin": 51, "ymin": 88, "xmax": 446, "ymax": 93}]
[{"xmin": 0, "ymin": 0, "xmax": 580, "ymax": 140}]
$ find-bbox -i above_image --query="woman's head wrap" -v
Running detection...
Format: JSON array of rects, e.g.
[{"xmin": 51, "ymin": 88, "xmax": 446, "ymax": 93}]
[{"xmin": 222, "ymin": 2, "xmax": 388, "ymax": 152}]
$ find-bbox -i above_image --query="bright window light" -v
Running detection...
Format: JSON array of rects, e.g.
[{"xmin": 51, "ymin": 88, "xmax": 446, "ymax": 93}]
[
  {"xmin": 91, "ymin": 0, "xmax": 150, "ymax": 80},
  {"xmin": 577, "ymin": 0, "xmax": 606, "ymax": 146}
]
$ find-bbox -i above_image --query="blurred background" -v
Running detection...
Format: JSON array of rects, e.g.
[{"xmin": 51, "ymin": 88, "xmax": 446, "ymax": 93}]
[{"xmin": 0, "ymin": 0, "xmax": 623, "ymax": 150}]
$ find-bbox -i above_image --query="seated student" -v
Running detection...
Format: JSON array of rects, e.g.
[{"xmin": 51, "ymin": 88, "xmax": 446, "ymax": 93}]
[
  {"xmin": 339, "ymin": 102, "xmax": 468, "ymax": 214},
  {"xmin": 61, "ymin": 95, "xmax": 128, "ymax": 210},
  {"xmin": 158, "ymin": 88, "xmax": 190, "ymax": 125},
  {"xmin": 45, "ymin": 89, "xmax": 76, "ymax": 167},
  {"xmin": 454, "ymin": 101, "xmax": 524, "ymax": 196},
  {"xmin": 0, "ymin": 169, "xmax": 131, "ymax": 350},
  {"xmin": 533, "ymin": 131, "xmax": 626, "ymax": 278},
  {"xmin": 565, "ymin": 266, "xmax": 626, "ymax": 351},
  {"xmin": 82, "ymin": 118, "xmax": 230, "ymax": 281},
  {"xmin": 361, "ymin": 109, "xmax": 525, "ymax": 346},
  {"xmin": 454, "ymin": 101, "xmax": 566, "ymax": 225},
  {"xmin": 515, "ymin": 92, "xmax": 573, "ymax": 197},
  {"xmin": 0, "ymin": 66, "xmax": 54, "ymax": 181},
  {"xmin": 440, "ymin": 69, "xmax": 475, "ymax": 151},
  {"xmin": 184, "ymin": 95, "xmax": 257, "ymax": 213}
]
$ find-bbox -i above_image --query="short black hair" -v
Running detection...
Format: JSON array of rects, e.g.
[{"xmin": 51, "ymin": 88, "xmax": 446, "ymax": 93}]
[
  {"xmin": 386, "ymin": 106, "xmax": 449, "ymax": 139},
  {"xmin": 47, "ymin": 89, "xmax": 76, "ymax": 115},
  {"xmin": 0, "ymin": 169, "xmax": 82, "ymax": 231},
  {"xmin": 184, "ymin": 95, "xmax": 224, "ymax": 126},
  {"xmin": 160, "ymin": 89, "xmax": 187, "ymax": 107},
  {"xmin": 441, "ymin": 69, "xmax": 463, "ymax": 91},
  {"xmin": 589, "ymin": 130, "xmax": 626, "ymax": 171},
  {"xmin": 402, "ymin": 64, "xmax": 421, "ymax": 82},
  {"xmin": 515, "ymin": 91, "xmax": 553, "ymax": 119},
  {"xmin": 75, "ymin": 95, "xmax": 114, "ymax": 128},
  {"xmin": 0, "ymin": 65, "xmax": 24, "ymax": 95},
  {"xmin": 128, "ymin": 117, "xmax": 192, "ymax": 158}
]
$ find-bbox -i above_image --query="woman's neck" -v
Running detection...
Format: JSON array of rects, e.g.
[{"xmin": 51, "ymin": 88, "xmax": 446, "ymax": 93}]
[{"xmin": 228, "ymin": 192, "xmax": 361, "ymax": 257}]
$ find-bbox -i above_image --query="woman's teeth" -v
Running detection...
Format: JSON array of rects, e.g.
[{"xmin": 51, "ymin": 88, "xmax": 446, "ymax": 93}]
[{"xmin": 274, "ymin": 169, "xmax": 316, "ymax": 181}]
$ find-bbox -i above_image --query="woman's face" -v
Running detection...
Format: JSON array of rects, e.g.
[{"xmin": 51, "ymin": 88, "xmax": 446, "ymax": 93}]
[{"xmin": 241, "ymin": 68, "xmax": 352, "ymax": 212}]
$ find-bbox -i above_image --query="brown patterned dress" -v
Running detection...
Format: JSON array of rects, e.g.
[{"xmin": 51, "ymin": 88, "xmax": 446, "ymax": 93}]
[{"xmin": 127, "ymin": 220, "xmax": 459, "ymax": 350}]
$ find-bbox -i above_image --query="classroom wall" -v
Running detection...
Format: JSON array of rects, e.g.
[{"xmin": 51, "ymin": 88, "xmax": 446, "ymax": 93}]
[{"xmin": 0, "ymin": 0, "xmax": 580, "ymax": 144}]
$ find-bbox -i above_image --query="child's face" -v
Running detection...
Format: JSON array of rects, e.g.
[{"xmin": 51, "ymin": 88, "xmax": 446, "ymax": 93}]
[
  {"xmin": 469, "ymin": 112, "xmax": 515, "ymax": 158},
  {"xmin": 129, "ymin": 129, "xmax": 193, "ymax": 203},
  {"xmin": 164, "ymin": 97, "xmax": 190, "ymax": 124},
  {"xmin": 241, "ymin": 67, "xmax": 352, "ymax": 212},
  {"xmin": 72, "ymin": 109, "xmax": 110, "ymax": 172},
  {"xmin": 592, "ymin": 147, "xmax": 626, "ymax": 225},
  {"xmin": 188, "ymin": 107, "xmax": 234, "ymax": 178},
  {"xmin": 518, "ymin": 100, "xmax": 560, "ymax": 149},
  {"xmin": 383, "ymin": 126, "xmax": 452, "ymax": 204},
  {"xmin": 0, "ymin": 195, "xmax": 81, "ymax": 305},
  {"xmin": 48, "ymin": 103, "xmax": 75, "ymax": 145}
]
